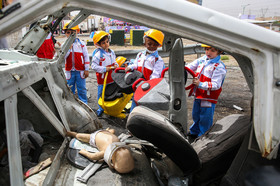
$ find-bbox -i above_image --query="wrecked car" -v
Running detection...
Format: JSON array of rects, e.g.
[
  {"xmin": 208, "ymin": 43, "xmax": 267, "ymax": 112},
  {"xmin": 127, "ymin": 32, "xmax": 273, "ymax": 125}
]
[{"xmin": 0, "ymin": 0, "xmax": 280, "ymax": 185}]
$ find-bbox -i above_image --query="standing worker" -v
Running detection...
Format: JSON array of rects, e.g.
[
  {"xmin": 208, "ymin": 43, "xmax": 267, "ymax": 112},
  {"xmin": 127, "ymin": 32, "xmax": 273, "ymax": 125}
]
[
  {"xmin": 36, "ymin": 32, "xmax": 56, "ymax": 59},
  {"xmin": 63, "ymin": 22, "xmax": 90, "ymax": 104},
  {"xmin": 91, "ymin": 31, "xmax": 118, "ymax": 116},
  {"xmin": 125, "ymin": 29, "xmax": 165, "ymax": 111},
  {"xmin": 186, "ymin": 44, "xmax": 226, "ymax": 138}
]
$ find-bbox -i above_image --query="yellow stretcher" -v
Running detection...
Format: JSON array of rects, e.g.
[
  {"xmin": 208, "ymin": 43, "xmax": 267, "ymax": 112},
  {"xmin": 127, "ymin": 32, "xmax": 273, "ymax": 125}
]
[{"xmin": 98, "ymin": 72, "xmax": 133, "ymax": 118}]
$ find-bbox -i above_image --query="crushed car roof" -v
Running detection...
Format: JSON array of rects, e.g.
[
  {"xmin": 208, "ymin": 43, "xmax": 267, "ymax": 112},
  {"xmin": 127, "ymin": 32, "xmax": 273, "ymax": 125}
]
[{"xmin": 1, "ymin": 0, "xmax": 280, "ymax": 163}]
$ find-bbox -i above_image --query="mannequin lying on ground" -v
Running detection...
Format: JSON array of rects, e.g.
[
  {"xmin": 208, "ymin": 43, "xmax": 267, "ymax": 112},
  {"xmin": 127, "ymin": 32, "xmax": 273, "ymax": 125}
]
[{"xmin": 66, "ymin": 128, "xmax": 134, "ymax": 173}]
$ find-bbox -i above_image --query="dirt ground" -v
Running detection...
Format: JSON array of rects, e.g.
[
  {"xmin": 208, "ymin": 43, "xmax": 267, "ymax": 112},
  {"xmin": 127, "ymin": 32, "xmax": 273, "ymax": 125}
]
[{"xmin": 56, "ymin": 35, "xmax": 253, "ymax": 129}]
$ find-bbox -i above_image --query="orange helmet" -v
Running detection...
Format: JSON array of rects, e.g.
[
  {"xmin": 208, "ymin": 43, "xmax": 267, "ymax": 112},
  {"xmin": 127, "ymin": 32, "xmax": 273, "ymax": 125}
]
[
  {"xmin": 93, "ymin": 31, "xmax": 110, "ymax": 45},
  {"xmin": 63, "ymin": 21, "xmax": 80, "ymax": 33},
  {"xmin": 144, "ymin": 29, "xmax": 164, "ymax": 46},
  {"xmin": 201, "ymin": 44, "xmax": 211, "ymax": 48},
  {"xmin": 116, "ymin": 56, "xmax": 127, "ymax": 67}
]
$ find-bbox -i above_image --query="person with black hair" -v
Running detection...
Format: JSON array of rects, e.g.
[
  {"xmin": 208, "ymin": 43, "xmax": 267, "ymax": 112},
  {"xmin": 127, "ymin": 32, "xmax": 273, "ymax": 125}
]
[
  {"xmin": 63, "ymin": 22, "xmax": 90, "ymax": 104},
  {"xmin": 125, "ymin": 29, "xmax": 165, "ymax": 111},
  {"xmin": 91, "ymin": 31, "xmax": 118, "ymax": 116},
  {"xmin": 186, "ymin": 44, "xmax": 226, "ymax": 138}
]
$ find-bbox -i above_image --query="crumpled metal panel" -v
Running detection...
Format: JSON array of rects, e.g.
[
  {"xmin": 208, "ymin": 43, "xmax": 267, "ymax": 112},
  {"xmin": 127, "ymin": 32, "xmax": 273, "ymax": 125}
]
[
  {"xmin": 0, "ymin": 51, "xmax": 101, "ymax": 133},
  {"xmin": 5, "ymin": 95, "xmax": 24, "ymax": 186},
  {"xmin": 168, "ymin": 38, "xmax": 188, "ymax": 135},
  {"xmin": 253, "ymin": 51, "xmax": 280, "ymax": 159}
]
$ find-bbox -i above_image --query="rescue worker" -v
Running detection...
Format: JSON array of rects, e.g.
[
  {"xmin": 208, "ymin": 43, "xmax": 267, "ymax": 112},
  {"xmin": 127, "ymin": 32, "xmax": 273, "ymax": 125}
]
[
  {"xmin": 91, "ymin": 31, "xmax": 118, "ymax": 116},
  {"xmin": 63, "ymin": 22, "xmax": 90, "ymax": 104},
  {"xmin": 186, "ymin": 44, "xmax": 226, "ymax": 138},
  {"xmin": 36, "ymin": 32, "xmax": 55, "ymax": 59},
  {"xmin": 125, "ymin": 29, "xmax": 165, "ymax": 111}
]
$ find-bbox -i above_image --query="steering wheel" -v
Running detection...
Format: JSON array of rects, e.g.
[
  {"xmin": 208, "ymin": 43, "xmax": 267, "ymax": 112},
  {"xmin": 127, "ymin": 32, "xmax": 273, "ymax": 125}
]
[
  {"xmin": 160, "ymin": 67, "xmax": 196, "ymax": 90},
  {"xmin": 184, "ymin": 66, "xmax": 196, "ymax": 90}
]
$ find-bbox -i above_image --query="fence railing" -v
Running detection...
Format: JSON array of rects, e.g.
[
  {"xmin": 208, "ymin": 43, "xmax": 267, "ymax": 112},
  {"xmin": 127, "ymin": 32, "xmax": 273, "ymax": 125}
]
[{"xmin": 88, "ymin": 44, "xmax": 205, "ymax": 61}]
